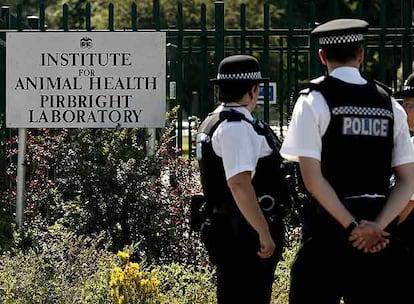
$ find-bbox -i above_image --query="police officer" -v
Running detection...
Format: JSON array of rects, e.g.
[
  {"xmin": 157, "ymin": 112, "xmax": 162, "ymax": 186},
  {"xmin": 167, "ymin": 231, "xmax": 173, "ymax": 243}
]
[
  {"xmin": 280, "ymin": 19, "xmax": 414, "ymax": 303},
  {"xmin": 393, "ymin": 73, "xmax": 414, "ymax": 257},
  {"xmin": 196, "ymin": 55, "xmax": 288, "ymax": 304}
]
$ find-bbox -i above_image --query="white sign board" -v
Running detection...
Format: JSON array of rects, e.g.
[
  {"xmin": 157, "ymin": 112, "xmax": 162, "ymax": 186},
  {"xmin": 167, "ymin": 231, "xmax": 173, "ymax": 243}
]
[
  {"xmin": 6, "ymin": 32, "xmax": 166, "ymax": 128},
  {"xmin": 257, "ymin": 82, "xmax": 277, "ymax": 104}
]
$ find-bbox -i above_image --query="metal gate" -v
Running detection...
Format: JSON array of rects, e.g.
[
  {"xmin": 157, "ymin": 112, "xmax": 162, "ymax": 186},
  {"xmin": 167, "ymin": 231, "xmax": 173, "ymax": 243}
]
[{"xmin": 0, "ymin": 0, "xmax": 413, "ymax": 158}]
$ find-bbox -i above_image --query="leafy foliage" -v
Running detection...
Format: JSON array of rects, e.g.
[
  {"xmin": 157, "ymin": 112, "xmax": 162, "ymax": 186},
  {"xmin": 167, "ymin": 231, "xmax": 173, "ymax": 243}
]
[
  {"xmin": 0, "ymin": 190, "xmax": 14, "ymax": 252},
  {"xmin": 1, "ymin": 0, "xmax": 400, "ymax": 30},
  {"xmin": 156, "ymin": 263, "xmax": 216, "ymax": 304},
  {"xmin": 0, "ymin": 221, "xmax": 299, "ymax": 303},
  {"xmin": 0, "ymin": 224, "xmax": 116, "ymax": 304},
  {"xmin": 3, "ymin": 108, "xmax": 204, "ymax": 264}
]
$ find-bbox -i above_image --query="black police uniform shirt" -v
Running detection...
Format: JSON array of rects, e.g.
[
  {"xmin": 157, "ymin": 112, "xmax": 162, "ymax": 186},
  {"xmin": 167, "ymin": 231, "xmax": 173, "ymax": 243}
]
[{"xmin": 281, "ymin": 66, "xmax": 414, "ymax": 199}]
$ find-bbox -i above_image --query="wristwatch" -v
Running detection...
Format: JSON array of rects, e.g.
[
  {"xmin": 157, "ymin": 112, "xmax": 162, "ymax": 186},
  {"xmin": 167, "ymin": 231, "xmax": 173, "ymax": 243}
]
[{"xmin": 345, "ymin": 219, "xmax": 358, "ymax": 236}]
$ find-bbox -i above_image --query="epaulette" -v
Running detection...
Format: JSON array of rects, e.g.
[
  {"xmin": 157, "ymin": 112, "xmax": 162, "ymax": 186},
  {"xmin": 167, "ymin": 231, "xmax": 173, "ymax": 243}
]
[
  {"xmin": 309, "ymin": 76, "xmax": 326, "ymax": 91},
  {"xmin": 373, "ymin": 79, "xmax": 392, "ymax": 96},
  {"xmin": 310, "ymin": 75, "xmax": 326, "ymax": 85},
  {"xmin": 299, "ymin": 76, "xmax": 327, "ymax": 95}
]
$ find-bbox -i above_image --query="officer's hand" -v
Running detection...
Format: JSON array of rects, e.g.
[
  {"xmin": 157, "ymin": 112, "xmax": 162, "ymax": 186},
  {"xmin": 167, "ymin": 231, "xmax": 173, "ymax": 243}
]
[
  {"xmin": 364, "ymin": 239, "xmax": 388, "ymax": 253},
  {"xmin": 257, "ymin": 232, "xmax": 275, "ymax": 259},
  {"xmin": 348, "ymin": 220, "xmax": 389, "ymax": 253}
]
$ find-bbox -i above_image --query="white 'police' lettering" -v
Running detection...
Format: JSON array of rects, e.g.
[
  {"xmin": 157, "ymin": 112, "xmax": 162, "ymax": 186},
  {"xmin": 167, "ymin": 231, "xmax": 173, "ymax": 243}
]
[{"xmin": 342, "ymin": 117, "xmax": 389, "ymax": 137}]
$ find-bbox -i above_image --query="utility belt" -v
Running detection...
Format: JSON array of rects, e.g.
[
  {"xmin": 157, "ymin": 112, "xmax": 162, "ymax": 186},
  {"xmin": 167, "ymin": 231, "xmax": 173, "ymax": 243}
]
[
  {"xmin": 214, "ymin": 199, "xmax": 282, "ymax": 228},
  {"xmin": 212, "ymin": 207, "xmax": 283, "ymax": 228},
  {"xmin": 316, "ymin": 196, "xmax": 387, "ymax": 218},
  {"xmin": 190, "ymin": 193, "xmax": 285, "ymax": 264},
  {"xmin": 190, "ymin": 193, "xmax": 284, "ymax": 232}
]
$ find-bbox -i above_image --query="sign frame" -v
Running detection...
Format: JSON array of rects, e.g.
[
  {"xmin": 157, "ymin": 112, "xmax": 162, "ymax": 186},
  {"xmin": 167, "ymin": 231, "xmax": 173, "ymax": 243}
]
[{"xmin": 6, "ymin": 31, "xmax": 166, "ymax": 128}]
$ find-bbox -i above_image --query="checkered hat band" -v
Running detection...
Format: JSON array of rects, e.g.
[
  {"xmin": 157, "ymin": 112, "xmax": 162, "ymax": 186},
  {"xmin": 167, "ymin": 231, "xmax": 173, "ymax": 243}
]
[
  {"xmin": 332, "ymin": 106, "xmax": 393, "ymax": 119},
  {"xmin": 217, "ymin": 71, "xmax": 262, "ymax": 80},
  {"xmin": 403, "ymin": 85, "xmax": 414, "ymax": 90},
  {"xmin": 319, "ymin": 33, "xmax": 364, "ymax": 45}
]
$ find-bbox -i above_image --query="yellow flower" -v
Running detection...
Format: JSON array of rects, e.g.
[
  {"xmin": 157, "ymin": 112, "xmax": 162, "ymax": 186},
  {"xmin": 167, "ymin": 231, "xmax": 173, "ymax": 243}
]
[
  {"xmin": 117, "ymin": 251, "xmax": 130, "ymax": 263},
  {"xmin": 118, "ymin": 295, "xmax": 125, "ymax": 304},
  {"xmin": 141, "ymin": 278, "xmax": 149, "ymax": 288},
  {"xmin": 124, "ymin": 262, "xmax": 141, "ymax": 280},
  {"xmin": 150, "ymin": 278, "xmax": 161, "ymax": 289},
  {"xmin": 110, "ymin": 266, "xmax": 126, "ymax": 289},
  {"xmin": 151, "ymin": 268, "xmax": 159, "ymax": 275},
  {"xmin": 109, "ymin": 260, "xmax": 161, "ymax": 303}
]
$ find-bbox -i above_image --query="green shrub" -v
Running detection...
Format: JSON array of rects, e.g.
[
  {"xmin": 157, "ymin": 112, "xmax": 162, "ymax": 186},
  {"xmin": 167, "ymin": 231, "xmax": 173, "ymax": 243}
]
[
  {"xmin": 0, "ymin": 222, "xmax": 299, "ymax": 304},
  {"xmin": 271, "ymin": 227, "xmax": 300, "ymax": 304},
  {"xmin": 157, "ymin": 262, "xmax": 216, "ymax": 304},
  {"xmin": 0, "ymin": 224, "xmax": 115, "ymax": 304},
  {"xmin": 0, "ymin": 191, "xmax": 14, "ymax": 252},
  {"xmin": 155, "ymin": 237, "xmax": 300, "ymax": 304},
  {"xmin": 0, "ymin": 106, "xmax": 303, "ymax": 303},
  {"xmin": 3, "ymin": 109, "xmax": 206, "ymax": 264}
]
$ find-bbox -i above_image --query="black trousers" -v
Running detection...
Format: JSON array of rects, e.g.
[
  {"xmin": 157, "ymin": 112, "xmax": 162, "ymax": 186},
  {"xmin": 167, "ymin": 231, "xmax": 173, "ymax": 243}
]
[
  {"xmin": 290, "ymin": 199, "xmax": 411, "ymax": 304},
  {"xmin": 201, "ymin": 215, "xmax": 283, "ymax": 304},
  {"xmin": 289, "ymin": 236, "xmax": 410, "ymax": 304}
]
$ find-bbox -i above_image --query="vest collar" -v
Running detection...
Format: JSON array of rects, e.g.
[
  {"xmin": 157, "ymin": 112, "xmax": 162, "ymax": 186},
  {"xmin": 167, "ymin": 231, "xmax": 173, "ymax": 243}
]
[{"xmin": 215, "ymin": 103, "xmax": 254, "ymax": 122}]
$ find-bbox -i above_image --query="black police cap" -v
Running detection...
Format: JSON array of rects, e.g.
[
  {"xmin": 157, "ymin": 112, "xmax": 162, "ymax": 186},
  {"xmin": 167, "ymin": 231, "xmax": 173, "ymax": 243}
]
[
  {"xmin": 210, "ymin": 54, "xmax": 268, "ymax": 84},
  {"xmin": 311, "ymin": 18, "xmax": 369, "ymax": 46},
  {"xmin": 394, "ymin": 73, "xmax": 414, "ymax": 98}
]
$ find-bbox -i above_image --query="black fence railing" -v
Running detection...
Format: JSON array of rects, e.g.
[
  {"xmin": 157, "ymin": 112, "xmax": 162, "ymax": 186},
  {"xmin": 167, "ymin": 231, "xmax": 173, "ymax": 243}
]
[{"xmin": 0, "ymin": 1, "xmax": 413, "ymax": 157}]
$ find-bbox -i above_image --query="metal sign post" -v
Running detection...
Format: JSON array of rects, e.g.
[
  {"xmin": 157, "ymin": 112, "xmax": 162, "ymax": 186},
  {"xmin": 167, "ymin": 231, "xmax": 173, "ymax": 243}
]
[
  {"xmin": 147, "ymin": 128, "xmax": 156, "ymax": 156},
  {"xmin": 15, "ymin": 127, "xmax": 26, "ymax": 226}
]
